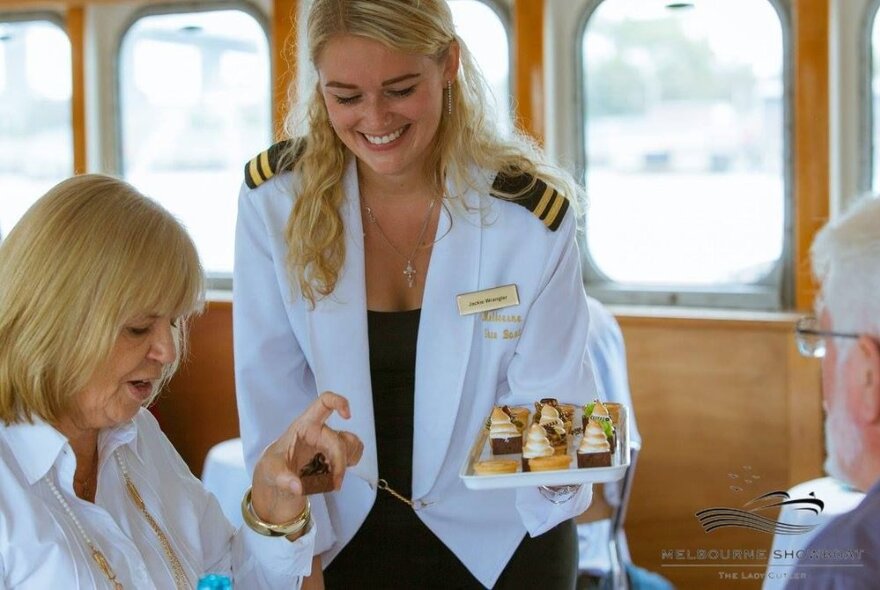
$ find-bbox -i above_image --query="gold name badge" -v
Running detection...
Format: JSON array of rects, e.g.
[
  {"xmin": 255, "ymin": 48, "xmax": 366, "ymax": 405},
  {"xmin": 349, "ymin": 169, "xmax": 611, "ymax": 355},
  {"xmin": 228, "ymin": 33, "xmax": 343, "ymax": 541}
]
[{"xmin": 456, "ymin": 284, "xmax": 520, "ymax": 316}]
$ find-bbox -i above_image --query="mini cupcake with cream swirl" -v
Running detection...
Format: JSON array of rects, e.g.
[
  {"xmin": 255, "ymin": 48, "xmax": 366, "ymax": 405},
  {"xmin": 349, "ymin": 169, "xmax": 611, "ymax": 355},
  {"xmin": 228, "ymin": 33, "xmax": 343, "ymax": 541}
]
[
  {"xmin": 577, "ymin": 421, "xmax": 612, "ymax": 468},
  {"xmin": 536, "ymin": 398, "xmax": 575, "ymax": 433},
  {"xmin": 537, "ymin": 404, "xmax": 568, "ymax": 455},
  {"xmin": 489, "ymin": 406, "xmax": 525, "ymax": 455},
  {"xmin": 521, "ymin": 423, "xmax": 554, "ymax": 472},
  {"xmin": 577, "ymin": 400, "xmax": 615, "ymax": 468},
  {"xmin": 582, "ymin": 399, "xmax": 616, "ymax": 448}
]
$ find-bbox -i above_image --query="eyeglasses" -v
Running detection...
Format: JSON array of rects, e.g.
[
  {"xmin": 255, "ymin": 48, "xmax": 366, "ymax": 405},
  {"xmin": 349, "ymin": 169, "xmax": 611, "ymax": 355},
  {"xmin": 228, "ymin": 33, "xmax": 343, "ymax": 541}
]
[{"xmin": 795, "ymin": 316, "xmax": 860, "ymax": 358}]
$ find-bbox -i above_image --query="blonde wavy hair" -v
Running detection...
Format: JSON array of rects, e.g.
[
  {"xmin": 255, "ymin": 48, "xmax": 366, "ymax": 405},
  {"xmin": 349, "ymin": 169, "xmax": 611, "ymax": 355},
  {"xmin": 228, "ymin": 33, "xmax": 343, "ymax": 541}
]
[
  {"xmin": 0, "ymin": 174, "xmax": 205, "ymax": 425},
  {"xmin": 283, "ymin": 0, "xmax": 583, "ymax": 305}
]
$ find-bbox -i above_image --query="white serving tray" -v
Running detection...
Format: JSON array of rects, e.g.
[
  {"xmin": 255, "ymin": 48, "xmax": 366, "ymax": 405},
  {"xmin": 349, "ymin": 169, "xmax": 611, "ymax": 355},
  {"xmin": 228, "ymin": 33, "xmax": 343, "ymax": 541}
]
[{"xmin": 459, "ymin": 405, "xmax": 631, "ymax": 490}]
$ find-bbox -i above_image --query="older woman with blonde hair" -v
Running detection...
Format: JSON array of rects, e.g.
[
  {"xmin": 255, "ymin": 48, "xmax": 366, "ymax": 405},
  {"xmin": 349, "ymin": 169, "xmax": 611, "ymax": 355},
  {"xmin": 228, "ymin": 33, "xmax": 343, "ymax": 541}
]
[
  {"xmin": 0, "ymin": 174, "xmax": 362, "ymax": 588},
  {"xmin": 235, "ymin": 1, "xmax": 600, "ymax": 587}
]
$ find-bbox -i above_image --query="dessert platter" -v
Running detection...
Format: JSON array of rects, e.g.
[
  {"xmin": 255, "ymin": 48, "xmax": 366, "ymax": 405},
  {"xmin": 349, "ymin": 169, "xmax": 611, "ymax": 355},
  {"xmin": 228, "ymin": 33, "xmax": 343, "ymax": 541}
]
[{"xmin": 459, "ymin": 398, "xmax": 631, "ymax": 490}]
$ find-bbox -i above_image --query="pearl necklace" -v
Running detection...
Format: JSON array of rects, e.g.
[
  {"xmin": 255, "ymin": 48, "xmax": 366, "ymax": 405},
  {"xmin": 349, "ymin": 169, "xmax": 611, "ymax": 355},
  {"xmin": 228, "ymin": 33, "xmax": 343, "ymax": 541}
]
[
  {"xmin": 45, "ymin": 450, "xmax": 190, "ymax": 589},
  {"xmin": 46, "ymin": 475, "xmax": 123, "ymax": 589}
]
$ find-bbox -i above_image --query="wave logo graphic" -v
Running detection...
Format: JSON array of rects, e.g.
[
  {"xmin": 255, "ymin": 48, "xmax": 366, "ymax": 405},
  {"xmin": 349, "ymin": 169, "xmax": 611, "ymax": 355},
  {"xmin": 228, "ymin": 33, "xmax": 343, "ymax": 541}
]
[{"xmin": 696, "ymin": 490, "xmax": 825, "ymax": 535}]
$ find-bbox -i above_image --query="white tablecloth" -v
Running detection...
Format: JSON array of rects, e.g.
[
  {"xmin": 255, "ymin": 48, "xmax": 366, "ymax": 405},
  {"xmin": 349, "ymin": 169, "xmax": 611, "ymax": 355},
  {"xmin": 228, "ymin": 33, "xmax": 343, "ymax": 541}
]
[
  {"xmin": 762, "ymin": 476, "xmax": 865, "ymax": 589},
  {"xmin": 201, "ymin": 438, "xmax": 249, "ymax": 528}
]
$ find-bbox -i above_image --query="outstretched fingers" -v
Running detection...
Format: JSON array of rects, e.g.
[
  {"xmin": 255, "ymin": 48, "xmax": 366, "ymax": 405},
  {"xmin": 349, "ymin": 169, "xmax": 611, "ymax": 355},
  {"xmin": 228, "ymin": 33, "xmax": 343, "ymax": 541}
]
[
  {"xmin": 304, "ymin": 391, "xmax": 351, "ymax": 424},
  {"xmin": 284, "ymin": 391, "xmax": 351, "ymax": 448}
]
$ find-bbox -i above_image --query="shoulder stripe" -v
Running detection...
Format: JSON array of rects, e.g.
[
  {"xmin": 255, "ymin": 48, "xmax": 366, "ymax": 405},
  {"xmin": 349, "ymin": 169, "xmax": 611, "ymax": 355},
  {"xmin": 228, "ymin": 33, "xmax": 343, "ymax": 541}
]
[
  {"xmin": 244, "ymin": 139, "xmax": 301, "ymax": 189},
  {"xmin": 247, "ymin": 157, "xmax": 263, "ymax": 188},
  {"xmin": 490, "ymin": 171, "xmax": 569, "ymax": 231},
  {"xmin": 543, "ymin": 192, "xmax": 567, "ymax": 229},
  {"xmin": 258, "ymin": 149, "xmax": 272, "ymax": 181},
  {"xmin": 532, "ymin": 184, "xmax": 556, "ymax": 220}
]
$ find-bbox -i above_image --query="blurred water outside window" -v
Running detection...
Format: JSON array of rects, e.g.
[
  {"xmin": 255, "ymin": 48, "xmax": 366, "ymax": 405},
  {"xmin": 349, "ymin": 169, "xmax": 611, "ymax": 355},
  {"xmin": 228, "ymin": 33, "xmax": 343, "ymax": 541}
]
[
  {"xmin": 449, "ymin": 0, "xmax": 511, "ymax": 135},
  {"xmin": 0, "ymin": 18, "xmax": 73, "ymax": 240},
  {"xmin": 119, "ymin": 3, "xmax": 508, "ymax": 281},
  {"xmin": 871, "ymin": 6, "xmax": 880, "ymax": 192},
  {"xmin": 119, "ymin": 8, "xmax": 271, "ymax": 278},
  {"xmin": 581, "ymin": 0, "xmax": 787, "ymax": 303}
]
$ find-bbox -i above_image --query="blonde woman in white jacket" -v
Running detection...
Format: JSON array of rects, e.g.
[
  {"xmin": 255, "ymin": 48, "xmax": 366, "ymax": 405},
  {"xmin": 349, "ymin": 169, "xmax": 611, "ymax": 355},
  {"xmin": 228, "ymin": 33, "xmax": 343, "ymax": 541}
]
[{"xmin": 234, "ymin": 1, "xmax": 599, "ymax": 587}]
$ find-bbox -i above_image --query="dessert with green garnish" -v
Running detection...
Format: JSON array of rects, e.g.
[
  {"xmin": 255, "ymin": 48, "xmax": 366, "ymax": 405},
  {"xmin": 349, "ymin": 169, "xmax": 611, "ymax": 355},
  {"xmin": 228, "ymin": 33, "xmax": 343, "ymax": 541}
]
[{"xmin": 582, "ymin": 400, "xmax": 616, "ymax": 449}]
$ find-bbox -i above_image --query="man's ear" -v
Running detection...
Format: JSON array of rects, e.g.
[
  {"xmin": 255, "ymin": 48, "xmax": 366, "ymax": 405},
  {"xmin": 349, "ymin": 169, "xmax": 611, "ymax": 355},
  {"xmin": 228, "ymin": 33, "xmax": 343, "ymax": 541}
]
[{"xmin": 855, "ymin": 335, "xmax": 880, "ymax": 423}]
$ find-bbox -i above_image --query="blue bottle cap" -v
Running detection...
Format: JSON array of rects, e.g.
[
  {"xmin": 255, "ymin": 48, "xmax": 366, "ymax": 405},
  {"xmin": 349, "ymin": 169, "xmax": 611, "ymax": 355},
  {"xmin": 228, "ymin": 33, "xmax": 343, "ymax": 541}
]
[{"xmin": 197, "ymin": 573, "xmax": 232, "ymax": 589}]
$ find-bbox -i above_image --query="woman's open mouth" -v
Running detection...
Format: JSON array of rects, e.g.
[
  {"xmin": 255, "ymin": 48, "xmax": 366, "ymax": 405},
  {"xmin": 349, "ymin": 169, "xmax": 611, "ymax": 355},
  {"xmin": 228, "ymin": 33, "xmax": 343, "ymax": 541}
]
[{"xmin": 127, "ymin": 380, "xmax": 154, "ymax": 402}]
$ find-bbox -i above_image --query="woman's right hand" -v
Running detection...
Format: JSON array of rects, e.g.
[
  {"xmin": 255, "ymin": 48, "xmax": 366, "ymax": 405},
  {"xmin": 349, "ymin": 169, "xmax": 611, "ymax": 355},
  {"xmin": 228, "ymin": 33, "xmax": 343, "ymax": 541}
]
[{"xmin": 250, "ymin": 391, "xmax": 364, "ymax": 526}]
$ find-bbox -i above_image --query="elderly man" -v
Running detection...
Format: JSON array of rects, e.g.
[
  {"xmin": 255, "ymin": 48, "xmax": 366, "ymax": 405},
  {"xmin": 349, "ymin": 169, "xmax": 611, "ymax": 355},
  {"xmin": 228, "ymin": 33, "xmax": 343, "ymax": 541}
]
[{"xmin": 786, "ymin": 196, "xmax": 880, "ymax": 589}]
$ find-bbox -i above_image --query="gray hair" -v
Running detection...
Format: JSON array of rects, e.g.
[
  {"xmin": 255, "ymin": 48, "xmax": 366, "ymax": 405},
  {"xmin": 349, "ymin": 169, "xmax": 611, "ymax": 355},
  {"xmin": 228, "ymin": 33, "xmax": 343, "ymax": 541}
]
[{"xmin": 811, "ymin": 195, "xmax": 880, "ymax": 350}]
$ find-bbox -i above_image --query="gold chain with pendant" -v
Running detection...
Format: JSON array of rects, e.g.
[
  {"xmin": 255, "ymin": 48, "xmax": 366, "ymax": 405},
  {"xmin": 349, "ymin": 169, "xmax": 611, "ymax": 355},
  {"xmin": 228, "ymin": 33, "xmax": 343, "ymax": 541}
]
[{"xmin": 46, "ymin": 450, "xmax": 191, "ymax": 589}]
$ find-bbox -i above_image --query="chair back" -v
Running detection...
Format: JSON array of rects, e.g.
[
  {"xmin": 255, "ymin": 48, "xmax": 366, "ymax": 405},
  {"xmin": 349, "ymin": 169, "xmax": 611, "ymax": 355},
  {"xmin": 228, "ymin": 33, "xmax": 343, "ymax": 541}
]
[{"xmin": 607, "ymin": 442, "xmax": 640, "ymax": 590}]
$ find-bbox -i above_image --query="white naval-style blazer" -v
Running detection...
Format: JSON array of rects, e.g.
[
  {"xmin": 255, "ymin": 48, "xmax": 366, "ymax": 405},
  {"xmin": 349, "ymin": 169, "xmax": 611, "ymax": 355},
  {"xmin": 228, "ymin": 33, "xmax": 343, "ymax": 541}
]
[{"xmin": 233, "ymin": 154, "xmax": 598, "ymax": 588}]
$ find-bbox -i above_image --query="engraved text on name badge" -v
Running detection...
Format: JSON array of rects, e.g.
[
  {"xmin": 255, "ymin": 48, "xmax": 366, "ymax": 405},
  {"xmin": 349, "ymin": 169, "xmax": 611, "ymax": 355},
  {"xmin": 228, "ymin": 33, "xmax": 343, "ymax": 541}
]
[{"xmin": 456, "ymin": 284, "xmax": 519, "ymax": 316}]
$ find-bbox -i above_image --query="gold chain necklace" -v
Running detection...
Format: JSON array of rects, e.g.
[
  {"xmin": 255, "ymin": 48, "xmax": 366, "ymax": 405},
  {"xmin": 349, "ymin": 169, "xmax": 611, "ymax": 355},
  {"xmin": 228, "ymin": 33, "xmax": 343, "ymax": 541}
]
[
  {"xmin": 363, "ymin": 197, "xmax": 437, "ymax": 288},
  {"xmin": 116, "ymin": 451, "xmax": 189, "ymax": 589},
  {"xmin": 45, "ymin": 450, "xmax": 191, "ymax": 589}
]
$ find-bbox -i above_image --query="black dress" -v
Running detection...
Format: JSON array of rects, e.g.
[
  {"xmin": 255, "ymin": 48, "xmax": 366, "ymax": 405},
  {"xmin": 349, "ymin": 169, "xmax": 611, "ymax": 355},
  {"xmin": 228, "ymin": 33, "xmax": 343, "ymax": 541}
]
[{"xmin": 323, "ymin": 309, "xmax": 577, "ymax": 590}]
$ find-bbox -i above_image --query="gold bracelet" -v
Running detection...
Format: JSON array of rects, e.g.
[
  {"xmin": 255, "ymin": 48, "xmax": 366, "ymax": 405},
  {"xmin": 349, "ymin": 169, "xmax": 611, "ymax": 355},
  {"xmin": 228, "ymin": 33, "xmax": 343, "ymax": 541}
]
[{"xmin": 241, "ymin": 487, "xmax": 311, "ymax": 538}]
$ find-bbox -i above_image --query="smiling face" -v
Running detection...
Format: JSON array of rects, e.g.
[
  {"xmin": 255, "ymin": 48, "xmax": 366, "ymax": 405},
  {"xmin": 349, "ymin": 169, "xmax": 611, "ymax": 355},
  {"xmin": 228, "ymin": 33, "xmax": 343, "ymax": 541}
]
[
  {"xmin": 58, "ymin": 314, "xmax": 178, "ymax": 436},
  {"xmin": 317, "ymin": 34, "xmax": 457, "ymax": 186}
]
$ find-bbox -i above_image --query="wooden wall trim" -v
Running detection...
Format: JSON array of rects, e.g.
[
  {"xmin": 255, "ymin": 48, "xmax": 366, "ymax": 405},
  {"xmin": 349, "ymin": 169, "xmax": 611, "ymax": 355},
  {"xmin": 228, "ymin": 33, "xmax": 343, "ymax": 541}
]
[
  {"xmin": 201, "ymin": 299, "xmax": 232, "ymax": 313},
  {"xmin": 67, "ymin": 5, "xmax": 86, "ymax": 173},
  {"xmin": 610, "ymin": 306, "xmax": 803, "ymax": 332},
  {"xmin": 160, "ymin": 300, "xmax": 237, "ymax": 477},
  {"xmin": 794, "ymin": 0, "xmax": 830, "ymax": 311},
  {"xmin": 513, "ymin": 0, "xmax": 544, "ymax": 143},
  {"xmin": 786, "ymin": 338, "xmax": 824, "ymax": 482},
  {"xmin": 623, "ymin": 321, "xmax": 823, "ymax": 587},
  {"xmin": 8, "ymin": 1, "xmax": 127, "ymax": 4},
  {"xmin": 271, "ymin": 0, "xmax": 297, "ymax": 139}
]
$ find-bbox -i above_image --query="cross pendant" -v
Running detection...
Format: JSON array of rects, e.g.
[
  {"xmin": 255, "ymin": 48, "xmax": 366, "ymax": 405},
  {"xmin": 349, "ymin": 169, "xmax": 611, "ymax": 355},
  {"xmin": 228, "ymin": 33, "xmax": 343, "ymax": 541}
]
[{"xmin": 403, "ymin": 261, "xmax": 416, "ymax": 288}]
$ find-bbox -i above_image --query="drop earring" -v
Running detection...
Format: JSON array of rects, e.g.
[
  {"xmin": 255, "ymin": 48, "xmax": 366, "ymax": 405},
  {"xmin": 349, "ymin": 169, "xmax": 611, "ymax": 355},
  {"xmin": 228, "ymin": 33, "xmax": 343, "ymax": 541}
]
[{"xmin": 447, "ymin": 80, "xmax": 453, "ymax": 115}]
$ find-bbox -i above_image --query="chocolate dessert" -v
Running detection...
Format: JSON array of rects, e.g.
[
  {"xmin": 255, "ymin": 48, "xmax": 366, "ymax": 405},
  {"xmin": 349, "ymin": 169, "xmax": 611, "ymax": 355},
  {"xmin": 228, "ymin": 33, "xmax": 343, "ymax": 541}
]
[{"xmin": 299, "ymin": 452, "xmax": 333, "ymax": 495}]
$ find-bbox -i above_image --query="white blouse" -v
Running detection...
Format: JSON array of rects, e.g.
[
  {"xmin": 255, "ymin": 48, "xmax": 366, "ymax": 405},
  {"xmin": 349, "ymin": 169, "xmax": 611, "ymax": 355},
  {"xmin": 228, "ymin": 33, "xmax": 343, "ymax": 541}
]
[{"xmin": 0, "ymin": 409, "xmax": 315, "ymax": 589}]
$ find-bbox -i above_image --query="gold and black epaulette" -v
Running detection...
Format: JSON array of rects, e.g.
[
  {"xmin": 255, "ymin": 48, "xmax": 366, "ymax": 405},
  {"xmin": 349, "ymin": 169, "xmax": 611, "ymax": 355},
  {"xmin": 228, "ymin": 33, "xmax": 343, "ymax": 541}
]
[
  {"xmin": 243, "ymin": 139, "xmax": 304, "ymax": 189},
  {"xmin": 490, "ymin": 171, "xmax": 569, "ymax": 231}
]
